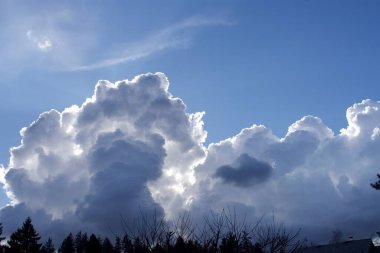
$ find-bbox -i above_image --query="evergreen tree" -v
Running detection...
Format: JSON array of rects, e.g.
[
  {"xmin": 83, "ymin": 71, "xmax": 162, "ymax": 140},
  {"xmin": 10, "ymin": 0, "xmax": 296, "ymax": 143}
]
[
  {"xmin": 0, "ymin": 223, "xmax": 6, "ymax": 253},
  {"xmin": 7, "ymin": 217, "xmax": 41, "ymax": 253},
  {"xmin": 40, "ymin": 238, "xmax": 55, "ymax": 253},
  {"xmin": 101, "ymin": 237, "xmax": 113, "ymax": 253},
  {"xmin": 122, "ymin": 234, "xmax": 133, "ymax": 253},
  {"xmin": 59, "ymin": 233, "xmax": 75, "ymax": 253},
  {"xmin": 113, "ymin": 237, "xmax": 122, "ymax": 253},
  {"xmin": 85, "ymin": 234, "xmax": 101, "ymax": 253},
  {"xmin": 0, "ymin": 223, "xmax": 5, "ymax": 243},
  {"xmin": 75, "ymin": 231, "xmax": 88, "ymax": 253}
]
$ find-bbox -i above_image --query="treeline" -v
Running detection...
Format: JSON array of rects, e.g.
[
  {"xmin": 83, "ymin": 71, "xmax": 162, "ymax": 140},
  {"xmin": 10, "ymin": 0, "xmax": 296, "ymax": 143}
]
[{"xmin": 0, "ymin": 210, "xmax": 304, "ymax": 253}]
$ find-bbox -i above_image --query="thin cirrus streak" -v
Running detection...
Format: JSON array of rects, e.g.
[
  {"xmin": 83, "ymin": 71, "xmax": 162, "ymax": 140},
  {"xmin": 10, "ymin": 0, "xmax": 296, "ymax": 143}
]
[{"xmin": 64, "ymin": 15, "xmax": 234, "ymax": 71}]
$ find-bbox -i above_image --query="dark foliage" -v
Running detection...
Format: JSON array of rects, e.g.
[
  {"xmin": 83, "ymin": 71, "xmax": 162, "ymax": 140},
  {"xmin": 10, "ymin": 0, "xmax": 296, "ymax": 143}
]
[
  {"xmin": 40, "ymin": 238, "xmax": 55, "ymax": 253},
  {"xmin": 86, "ymin": 234, "xmax": 101, "ymax": 253},
  {"xmin": 59, "ymin": 233, "xmax": 75, "ymax": 253},
  {"xmin": 114, "ymin": 236, "xmax": 122, "ymax": 253},
  {"xmin": 0, "ymin": 210, "xmax": 303, "ymax": 253},
  {"xmin": 371, "ymin": 174, "xmax": 380, "ymax": 189},
  {"xmin": 75, "ymin": 231, "xmax": 88, "ymax": 253},
  {"xmin": 7, "ymin": 217, "xmax": 41, "ymax": 253},
  {"xmin": 0, "ymin": 223, "xmax": 6, "ymax": 253},
  {"xmin": 122, "ymin": 234, "xmax": 133, "ymax": 253},
  {"xmin": 101, "ymin": 237, "xmax": 114, "ymax": 253},
  {"xmin": 0, "ymin": 223, "xmax": 5, "ymax": 243}
]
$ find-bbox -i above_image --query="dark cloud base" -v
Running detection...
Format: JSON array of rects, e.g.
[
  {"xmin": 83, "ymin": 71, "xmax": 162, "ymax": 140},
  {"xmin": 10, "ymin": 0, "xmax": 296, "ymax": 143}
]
[{"xmin": 214, "ymin": 154, "xmax": 273, "ymax": 187}]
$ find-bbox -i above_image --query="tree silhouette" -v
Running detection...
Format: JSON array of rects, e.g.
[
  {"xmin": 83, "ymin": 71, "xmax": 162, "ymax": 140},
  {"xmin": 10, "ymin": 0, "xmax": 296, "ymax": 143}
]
[
  {"xmin": 7, "ymin": 217, "xmax": 41, "ymax": 253},
  {"xmin": 114, "ymin": 236, "xmax": 122, "ymax": 253},
  {"xmin": 59, "ymin": 233, "xmax": 75, "ymax": 253},
  {"xmin": 1, "ymin": 212, "xmax": 303, "ymax": 253},
  {"xmin": 173, "ymin": 236, "xmax": 187, "ymax": 253},
  {"xmin": 133, "ymin": 237, "xmax": 149, "ymax": 253},
  {"xmin": 122, "ymin": 234, "xmax": 133, "ymax": 253},
  {"xmin": 0, "ymin": 223, "xmax": 5, "ymax": 243},
  {"xmin": 371, "ymin": 174, "xmax": 380, "ymax": 189},
  {"xmin": 0, "ymin": 223, "xmax": 6, "ymax": 253},
  {"xmin": 75, "ymin": 231, "xmax": 88, "ymax": 253},
  {"xmin": 220, "ymin": 232, "xmax": 239, "ymax": 253},
  {"xmin": 101, "ymin": 237, "xmax": 113, "ymax": 253},
  {"xmin": 40, "ymin": 238, "xmax": 55, "ymax": 253},
  {"xmin": 85, "ymin": 234, "xmax": 101, "ymax": 253}
]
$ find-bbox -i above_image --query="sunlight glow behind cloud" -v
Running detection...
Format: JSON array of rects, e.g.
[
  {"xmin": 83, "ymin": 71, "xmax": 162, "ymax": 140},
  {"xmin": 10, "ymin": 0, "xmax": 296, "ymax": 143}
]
[{"xmin": 1, "ymin": 73, "xmax": 379, "ymax": 244}]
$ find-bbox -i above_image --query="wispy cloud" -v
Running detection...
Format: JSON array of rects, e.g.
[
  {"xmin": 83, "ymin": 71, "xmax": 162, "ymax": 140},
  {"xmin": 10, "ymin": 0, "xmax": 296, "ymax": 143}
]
[
  {"xmin": 66, "ymin": 15, "xmax": 234, "ymax": 71},
  {"xmin": 26, "ymin": 30, "xmax": 53, "ymax": 51},
  {"xmin": 0, "ymin": 3, "xmax": 232, "ymax": 74},
  {"xmin": 0, "ymin": 5, "xmax": 94, "ymax": 74}
]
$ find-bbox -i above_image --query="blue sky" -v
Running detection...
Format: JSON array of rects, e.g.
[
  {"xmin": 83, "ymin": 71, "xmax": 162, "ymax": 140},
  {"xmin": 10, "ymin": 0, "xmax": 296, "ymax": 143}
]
[
  {"xmin": 2, "ymin": 0, "xmax": 379, "ymax": 164},
  {"xmin": 1, "ymin": 0, "xmax": 380, "ymax": 242}
]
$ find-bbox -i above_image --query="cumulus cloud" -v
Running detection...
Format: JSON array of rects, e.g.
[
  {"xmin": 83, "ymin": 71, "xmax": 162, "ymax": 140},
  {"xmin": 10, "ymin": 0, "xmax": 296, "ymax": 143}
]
[
  {"xmin": 1, "ymin": 73, "xmax": 206, "ymax": 241},
  {"xmin": 1, "ymin": 73, "xmax": 380, "ymax": 244},
  {"xmin": 189, "ymin": 102, "xmax": 380, "ymax": 243}
]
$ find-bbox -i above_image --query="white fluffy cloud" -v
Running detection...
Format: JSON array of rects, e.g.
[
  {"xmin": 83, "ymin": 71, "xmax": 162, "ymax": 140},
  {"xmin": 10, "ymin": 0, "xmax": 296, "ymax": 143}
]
[
  {"xmin": 1, "ymin": 73, "xmax": 206, "ymax": 240},
  {"xmin": 1, "ymin": 74, "xmax": 380, "ymax": 244},
  {"xmin": 189, "ymin": 103, "xmax": 380, "ymax": 243}
]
